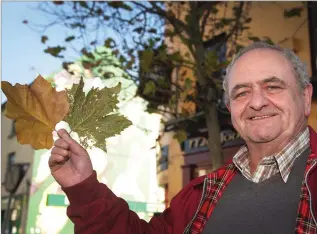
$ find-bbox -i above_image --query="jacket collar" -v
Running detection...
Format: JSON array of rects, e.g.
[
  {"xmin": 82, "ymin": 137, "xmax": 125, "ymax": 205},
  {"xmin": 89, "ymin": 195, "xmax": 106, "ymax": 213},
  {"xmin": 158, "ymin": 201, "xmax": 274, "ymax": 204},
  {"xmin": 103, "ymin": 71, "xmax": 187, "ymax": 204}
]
[
  {"xmin": 192, "ymin": 126, "xmax": 317, "ymax": 187},
  {"xmin": 309, "ymin": 126, "xmax": 317, "ymax": 158}
]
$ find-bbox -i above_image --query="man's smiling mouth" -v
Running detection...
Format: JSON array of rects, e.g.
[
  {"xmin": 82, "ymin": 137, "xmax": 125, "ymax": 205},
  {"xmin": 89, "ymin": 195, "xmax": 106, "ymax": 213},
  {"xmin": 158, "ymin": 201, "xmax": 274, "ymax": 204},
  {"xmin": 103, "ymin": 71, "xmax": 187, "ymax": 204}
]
[{"xmin": 249, "ymin": 114, "xmax": 277, "ymax": 120}]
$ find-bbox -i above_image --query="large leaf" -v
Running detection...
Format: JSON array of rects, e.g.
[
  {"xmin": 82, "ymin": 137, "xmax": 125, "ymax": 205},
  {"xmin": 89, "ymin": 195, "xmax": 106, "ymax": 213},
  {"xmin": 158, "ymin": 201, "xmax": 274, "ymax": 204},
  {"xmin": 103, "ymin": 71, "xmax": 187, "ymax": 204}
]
[
  {"xmin": 1, "ymin": 75, "xmax": 69, "ymax": 149},
  {"xmin": 64, "ymin": 77, "xmax": 132, "ymax": 150}
]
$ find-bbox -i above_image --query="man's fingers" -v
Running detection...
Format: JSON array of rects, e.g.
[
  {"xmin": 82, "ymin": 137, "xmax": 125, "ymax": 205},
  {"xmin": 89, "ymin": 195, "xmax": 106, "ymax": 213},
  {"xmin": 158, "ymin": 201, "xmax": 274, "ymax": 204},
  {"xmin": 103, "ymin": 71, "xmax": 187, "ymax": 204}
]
[
  {"xmin": 51, "ymin": 146, "xmax": 69, "ymax": 157},
  {"xmin": 57, "ymin": 129, "xmax": 72, "ymax": 143},
  {"xmin": 56, "ymin": 129, "xmax": 86, "ymax": 155},
  {"xmin": 48, "ymin": 154, "xmax": 69, "ymax": 168},
  {"xmin": 54, "ymin": 138, "xmax": 70, "ymax": 150}
]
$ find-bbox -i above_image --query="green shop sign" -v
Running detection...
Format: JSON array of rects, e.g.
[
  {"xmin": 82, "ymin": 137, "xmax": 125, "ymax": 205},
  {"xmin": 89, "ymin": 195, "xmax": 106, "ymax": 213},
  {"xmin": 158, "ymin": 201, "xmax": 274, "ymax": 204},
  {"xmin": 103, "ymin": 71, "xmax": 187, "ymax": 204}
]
[{"xmin": 46, "ymin": 194, "xmax": 165, "ymax": 213}]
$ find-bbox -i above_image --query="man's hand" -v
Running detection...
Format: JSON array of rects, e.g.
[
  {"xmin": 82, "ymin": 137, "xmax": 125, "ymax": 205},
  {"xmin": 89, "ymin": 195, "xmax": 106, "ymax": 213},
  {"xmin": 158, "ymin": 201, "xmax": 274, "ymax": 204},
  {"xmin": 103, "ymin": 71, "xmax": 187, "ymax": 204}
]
[{"xmin": 49, "ymin": 129, "xmax": 93, "ymax": 188}]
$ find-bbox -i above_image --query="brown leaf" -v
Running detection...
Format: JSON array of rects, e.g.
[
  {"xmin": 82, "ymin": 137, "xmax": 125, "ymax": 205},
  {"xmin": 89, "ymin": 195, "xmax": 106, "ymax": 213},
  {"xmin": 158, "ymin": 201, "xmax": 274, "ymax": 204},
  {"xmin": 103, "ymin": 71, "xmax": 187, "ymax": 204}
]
[{"xmin": 1, "ymin": 75, "xmax": 69, "ymax": 149}]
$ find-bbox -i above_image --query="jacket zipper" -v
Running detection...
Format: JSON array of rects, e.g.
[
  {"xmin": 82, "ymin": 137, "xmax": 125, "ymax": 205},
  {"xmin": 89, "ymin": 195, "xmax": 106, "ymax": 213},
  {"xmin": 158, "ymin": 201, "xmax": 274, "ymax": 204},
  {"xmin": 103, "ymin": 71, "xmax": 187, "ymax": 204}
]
[
  {"xmin": 305, "ymin": 160, "xmax": 317, "ymax": 226},
  {"xmin": 183, "ymin": 177, "xmax": 208, "ymax": 234}
]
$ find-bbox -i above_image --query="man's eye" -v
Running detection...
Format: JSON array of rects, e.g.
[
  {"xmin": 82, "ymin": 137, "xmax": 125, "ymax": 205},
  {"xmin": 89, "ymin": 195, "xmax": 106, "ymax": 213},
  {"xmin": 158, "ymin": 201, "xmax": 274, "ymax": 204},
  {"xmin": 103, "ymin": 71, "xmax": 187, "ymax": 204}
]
[
  {"xmin": 267, "ymin": 86, "xmax": 282, "ymax": 92},
  {"xmin": 235, "ymin": 91, "xmax": 248, "ymax": 98}
]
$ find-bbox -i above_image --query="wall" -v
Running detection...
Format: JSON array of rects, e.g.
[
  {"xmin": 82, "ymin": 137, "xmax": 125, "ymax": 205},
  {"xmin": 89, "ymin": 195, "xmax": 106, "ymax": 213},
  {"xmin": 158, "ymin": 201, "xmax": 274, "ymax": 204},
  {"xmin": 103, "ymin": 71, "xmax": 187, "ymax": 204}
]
[{"xmin": 246, "ymin": 2, "xmax": 311, "ymax": 75}]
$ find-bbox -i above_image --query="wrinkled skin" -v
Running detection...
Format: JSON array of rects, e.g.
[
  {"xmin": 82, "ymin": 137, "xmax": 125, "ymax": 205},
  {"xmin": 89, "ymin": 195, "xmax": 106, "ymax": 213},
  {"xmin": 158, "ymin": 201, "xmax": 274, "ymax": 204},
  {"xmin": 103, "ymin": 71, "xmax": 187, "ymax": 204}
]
[
  {"xmin": 49, "ymin": 129, "xmax": 93, "ymax": 188},
  {"xmin": 226, "ymin": 48, "xmax": 313, "ymax": 170}
]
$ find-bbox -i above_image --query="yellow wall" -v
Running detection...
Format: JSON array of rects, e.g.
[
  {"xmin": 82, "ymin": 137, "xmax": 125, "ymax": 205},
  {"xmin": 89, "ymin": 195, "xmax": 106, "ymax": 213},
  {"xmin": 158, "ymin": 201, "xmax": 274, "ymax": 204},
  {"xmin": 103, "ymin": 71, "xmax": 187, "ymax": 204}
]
[
  {"xmin": 159, "ymin": 131, "xmax": 184, "ymax": 204},
  {"xmin": 246, "ymin": 2, "xmax": 311, "ymax": 76}
]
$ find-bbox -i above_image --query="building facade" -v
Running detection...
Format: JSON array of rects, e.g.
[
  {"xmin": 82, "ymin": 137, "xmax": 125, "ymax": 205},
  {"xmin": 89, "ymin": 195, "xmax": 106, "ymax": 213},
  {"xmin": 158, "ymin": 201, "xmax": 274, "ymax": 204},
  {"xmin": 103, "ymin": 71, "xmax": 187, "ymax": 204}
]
[{"xmin": 1, "ymin": 104, "xmax": 35, "ymax": 234}]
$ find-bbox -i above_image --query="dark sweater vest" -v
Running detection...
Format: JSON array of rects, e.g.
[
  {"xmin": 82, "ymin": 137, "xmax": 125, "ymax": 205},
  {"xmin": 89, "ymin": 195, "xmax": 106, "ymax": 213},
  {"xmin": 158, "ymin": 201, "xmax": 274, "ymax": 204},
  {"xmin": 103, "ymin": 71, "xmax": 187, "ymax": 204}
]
[{"xmin": 202, "ymin": 148, "xmax": 310, "ymax": 234}]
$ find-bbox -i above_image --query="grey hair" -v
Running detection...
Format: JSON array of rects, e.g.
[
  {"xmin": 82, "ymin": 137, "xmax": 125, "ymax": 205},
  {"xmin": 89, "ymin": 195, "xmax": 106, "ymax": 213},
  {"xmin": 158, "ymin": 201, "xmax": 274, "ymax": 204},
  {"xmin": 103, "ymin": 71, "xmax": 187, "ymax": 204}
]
[{"xmin": 223, "ymin": 41, "xmax": 311, "ymax": 103}]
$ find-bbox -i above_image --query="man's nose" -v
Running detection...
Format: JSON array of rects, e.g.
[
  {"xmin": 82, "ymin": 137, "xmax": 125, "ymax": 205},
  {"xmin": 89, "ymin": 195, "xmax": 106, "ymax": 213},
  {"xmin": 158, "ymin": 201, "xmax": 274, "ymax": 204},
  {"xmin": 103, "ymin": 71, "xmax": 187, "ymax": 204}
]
[{"xmin": 249, "ymin": 89, "xmax": 269, "ymax": 110}]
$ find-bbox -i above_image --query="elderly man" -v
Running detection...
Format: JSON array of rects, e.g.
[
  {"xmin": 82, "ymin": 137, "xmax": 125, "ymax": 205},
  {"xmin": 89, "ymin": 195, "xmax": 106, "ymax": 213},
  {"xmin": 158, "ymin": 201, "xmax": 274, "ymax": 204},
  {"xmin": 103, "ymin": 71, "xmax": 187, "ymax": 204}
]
[{"xmin": 49, "ymin": 42, "xmax": 317, "ymax": 234}]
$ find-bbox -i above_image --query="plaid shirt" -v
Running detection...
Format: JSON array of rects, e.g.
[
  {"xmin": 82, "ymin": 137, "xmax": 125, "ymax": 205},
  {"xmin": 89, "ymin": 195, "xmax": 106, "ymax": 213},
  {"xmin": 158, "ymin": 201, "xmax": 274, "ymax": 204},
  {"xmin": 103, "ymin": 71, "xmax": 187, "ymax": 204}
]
[
  {"xmin": 233, "ymin": 127, "xmax": 310, "ymax": 183},
  {"xmin": 184, "ymin": 128, "xmax": 317, "ymax": 234}
]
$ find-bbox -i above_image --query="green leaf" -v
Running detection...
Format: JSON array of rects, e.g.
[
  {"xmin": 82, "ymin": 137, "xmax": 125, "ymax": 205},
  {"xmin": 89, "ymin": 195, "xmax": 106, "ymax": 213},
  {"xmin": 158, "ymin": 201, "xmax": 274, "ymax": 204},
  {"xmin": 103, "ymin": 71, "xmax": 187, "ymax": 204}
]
[
  {"xmin": 64, "ymin": 77, "xmax": 132, "ymax": 151},
  {"xmin": 148, "ymin": 28, "xmax": 157, "ymax": 33},
  {"xmin": 245, "ymin": 17, "xmax": 252, "ymax": 23},
  {"xmin": 119, "ymin": 55, "xmax": 126, "ymax": 64},
  {"xmin": 79, "ymin": 1, "xmax": 89, "ymax": 8},
  {"xmin": 148, "ymin": 38, "xmax": 155, "ymax": 48},
  {"xmin": 70, "ymin": 23, "xmax": 86, "ymax": 29},
  {"xmin": 169, "ymin": 51, "xmax": 183, "ymax": 63},
  {"xmin": 205, "ymin": 50, "xmax": 218, "ymax": 67},
  {"xmin": 157, "ymin": 77, "xmax": 167, "ymax": 87},
  {"xmin": 65, "ymin": 36, "xmax": 75, "ymax": 42},
  {"xmin": 143, "ymin": 80, "xmax": 156, "ymax": 96},
  {"xmin": 80, "ymin": 48, "xmax": 95, "ymax": 60},
  {"xmin": 96, "ymin": 8, "xmax": 103, "ymax": 16},
  {"xmin": 248, "ymin": 36, "xmax": 260, "ymax": 42},
  {"xmin": 62, "ymin": 61, "xmax": 73, "ymax": 70},
  {"xmin": 147, "ymin": 107, "xmax": 158, "ymax": 114},
  {"xmin": 284, "ymin": 7, "xmax": 303, "ymax": 18},
  {"xmin": 104, "ymin": 38, "xmax": 116, "ymax": 48},
  {"xmin": 108, "ymin": 1, "xmax": 132, "ymax": 11},
  {"xmin": 173, "ymin": 129, "xmax": 187, "ymax": 143},
  {"xmin": 184, "ymin": 78, "xmax": 192, "ymax": 90},
  {"xmin": 44, "ymin": 46, "xmax": 66, "ymax": 58},
  {"xmin": 133, "ymin": 27, "xmax": 143, "ymax": 33},
  {"xmin": 140, "ymin": 49, "xmax": 154, "ymax": 72},
  {"xmin": 90, "ymin": 40, "xmax": 97, "ymax": 46},
  {"xmin": 263, "ymin": 37, "xmax": 274, "ymax": 45},
  {"xmin": 165, "ymin": 29, "xmax": 177, "ymax": 38},
  {"xmin": 41, "ymin": 35, "xmax": 48, "ymax": 44},
  {"xmin": 53, "ymin": 1, "xmax": 64, "ymax": 5},
  {"xmin": 168, "ymin": 94, "xmax": 177, "ymax": 107},
  {"xmin": 184, "ymin": 52, "xmax": 191, "ymax": 58},
  {"xmin": 82, "ymin": 60, "xmax": 93, "ymax": 69}
]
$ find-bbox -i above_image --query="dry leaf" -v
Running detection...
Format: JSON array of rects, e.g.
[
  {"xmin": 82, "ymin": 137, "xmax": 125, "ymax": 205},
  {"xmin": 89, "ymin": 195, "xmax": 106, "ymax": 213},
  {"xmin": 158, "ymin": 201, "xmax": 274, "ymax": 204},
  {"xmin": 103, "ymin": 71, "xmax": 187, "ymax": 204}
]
[
  {"xmin": 65, "ymin": 77, "xmax": 132, "ymax": 151},
  {"xmin": 1, "ymin": 75, "xmax": 69, "ymax": 149}
]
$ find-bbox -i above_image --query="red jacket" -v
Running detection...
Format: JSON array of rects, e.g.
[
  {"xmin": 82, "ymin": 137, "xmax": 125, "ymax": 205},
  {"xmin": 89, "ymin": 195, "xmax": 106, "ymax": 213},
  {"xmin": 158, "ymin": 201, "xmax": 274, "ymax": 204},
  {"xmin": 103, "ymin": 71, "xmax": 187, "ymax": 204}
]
[{"xmin": 63, "ymin": 127, "xmax": 317, "ymax": 234}]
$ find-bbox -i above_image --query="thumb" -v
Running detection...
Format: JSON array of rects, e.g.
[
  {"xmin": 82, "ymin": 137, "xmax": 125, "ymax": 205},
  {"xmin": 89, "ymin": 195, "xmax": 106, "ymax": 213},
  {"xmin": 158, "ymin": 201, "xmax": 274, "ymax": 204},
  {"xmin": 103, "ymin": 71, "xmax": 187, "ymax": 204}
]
[{"xmin": 57, "ymin": 129, "xmax": 86, "ymax": 155}]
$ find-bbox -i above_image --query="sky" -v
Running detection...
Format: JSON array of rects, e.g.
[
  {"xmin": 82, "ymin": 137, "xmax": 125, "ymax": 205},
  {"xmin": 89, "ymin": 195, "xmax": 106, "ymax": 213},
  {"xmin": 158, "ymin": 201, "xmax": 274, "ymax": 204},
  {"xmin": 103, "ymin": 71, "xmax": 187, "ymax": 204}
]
[{"xmin": 1, "ymin": 2, "xmax": 76, "ymax": 104}]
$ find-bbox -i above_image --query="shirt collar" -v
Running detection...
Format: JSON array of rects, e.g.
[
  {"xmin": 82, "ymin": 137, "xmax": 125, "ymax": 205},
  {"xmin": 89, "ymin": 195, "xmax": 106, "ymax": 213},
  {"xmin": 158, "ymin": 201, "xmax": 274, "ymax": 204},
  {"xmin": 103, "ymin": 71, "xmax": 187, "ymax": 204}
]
[{"xmin": 233, "ymin": 127, "xmax": 310, "ymax": 183}]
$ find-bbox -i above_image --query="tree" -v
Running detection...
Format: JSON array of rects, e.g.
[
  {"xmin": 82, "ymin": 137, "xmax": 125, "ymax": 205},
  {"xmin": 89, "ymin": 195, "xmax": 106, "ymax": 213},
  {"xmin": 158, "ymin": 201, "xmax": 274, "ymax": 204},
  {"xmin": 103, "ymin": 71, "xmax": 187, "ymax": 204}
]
[{"xmin": 25, "ymin": 1, "xmax": 306, "ymax": 170}]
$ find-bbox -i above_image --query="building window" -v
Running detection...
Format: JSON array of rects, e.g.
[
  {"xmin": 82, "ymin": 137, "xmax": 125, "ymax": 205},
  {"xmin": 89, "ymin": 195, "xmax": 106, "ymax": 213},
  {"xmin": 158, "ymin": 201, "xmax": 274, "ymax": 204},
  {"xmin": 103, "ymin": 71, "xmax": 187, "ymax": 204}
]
[
  {"xmin": 157, "ymin": 146, "xmax": 169, "ymax": 172},
  {"xmin": 203, "ymin": 32, "xmax": 227, "ymax": 79},
  {"xmin": 196, "ymin": 33, "xmax": 227, "ymax": 113},
  {"xmin": 7, "ymin": 152, "xmax": 16, "ymax": 171},
  {"xmin": 8, "ymin": 120, "xmax": 16, "ymax": 139}
]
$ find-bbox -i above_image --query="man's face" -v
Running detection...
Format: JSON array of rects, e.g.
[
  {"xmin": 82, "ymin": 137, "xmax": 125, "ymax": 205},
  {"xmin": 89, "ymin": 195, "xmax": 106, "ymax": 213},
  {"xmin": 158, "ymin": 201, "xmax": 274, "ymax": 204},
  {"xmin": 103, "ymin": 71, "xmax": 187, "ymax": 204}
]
[{"xmin": 227, "ymin": 49, "xmax": 312, "ymax": 145}]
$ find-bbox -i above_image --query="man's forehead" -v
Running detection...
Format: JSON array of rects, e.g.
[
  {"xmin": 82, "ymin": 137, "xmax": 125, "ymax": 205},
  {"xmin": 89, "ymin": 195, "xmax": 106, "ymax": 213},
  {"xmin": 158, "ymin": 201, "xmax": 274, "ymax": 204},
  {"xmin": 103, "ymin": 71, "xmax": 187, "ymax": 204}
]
[
  {"xmin": 227, "ymin": 48, "xmax": 293, "ymax": 87},
  {"xmin": 231, "ymin": 48, "xmax": 288, "ymax": 71}
]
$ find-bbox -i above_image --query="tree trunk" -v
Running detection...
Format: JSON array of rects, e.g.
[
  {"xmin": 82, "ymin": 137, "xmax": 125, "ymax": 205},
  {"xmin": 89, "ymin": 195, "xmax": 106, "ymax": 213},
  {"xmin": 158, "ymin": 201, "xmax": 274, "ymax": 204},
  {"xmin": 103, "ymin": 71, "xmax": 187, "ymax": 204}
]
[
  {"xmin": 187, "ymin": 1, "xmax": 224, "ymax": 171},
  {"xmin": 204, "ymin": 103, "xmax": 224, "ymax": 171}
]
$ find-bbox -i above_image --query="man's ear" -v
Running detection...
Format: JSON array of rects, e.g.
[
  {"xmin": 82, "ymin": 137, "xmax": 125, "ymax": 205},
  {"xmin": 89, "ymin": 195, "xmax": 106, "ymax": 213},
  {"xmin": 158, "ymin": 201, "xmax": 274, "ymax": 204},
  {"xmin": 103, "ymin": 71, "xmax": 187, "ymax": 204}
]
[
  {"xmin": 226, "ymin": 102, "xmax": 231, "ymax": 112},
  {"xmin": 304, "ymin": 83, "xmax": 313, "ymax": 117}
]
